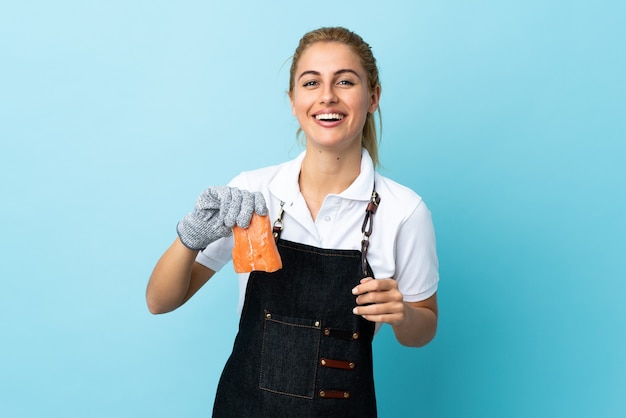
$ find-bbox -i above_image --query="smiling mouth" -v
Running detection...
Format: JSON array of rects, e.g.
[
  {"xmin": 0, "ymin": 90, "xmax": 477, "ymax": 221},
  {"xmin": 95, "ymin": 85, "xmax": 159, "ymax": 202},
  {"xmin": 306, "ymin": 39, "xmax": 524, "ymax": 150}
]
[{"xmin": 315, "ymin": 113, "xmax": 345, "ymax": 122}]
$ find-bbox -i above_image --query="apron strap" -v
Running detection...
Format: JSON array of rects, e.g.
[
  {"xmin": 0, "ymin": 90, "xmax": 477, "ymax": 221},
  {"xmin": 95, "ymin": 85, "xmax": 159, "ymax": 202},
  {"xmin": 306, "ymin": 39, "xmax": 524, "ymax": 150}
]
[
  {"xmin": 272, "ymin": 201, "xmax": 285, "ymax": 242},
  {"xmin": 272, "ymin": 188, "xmax": 381, "ymax": 278},
  {"xmin": 361, "ymin": 189, "xmax": 380, "ymax": 277}
]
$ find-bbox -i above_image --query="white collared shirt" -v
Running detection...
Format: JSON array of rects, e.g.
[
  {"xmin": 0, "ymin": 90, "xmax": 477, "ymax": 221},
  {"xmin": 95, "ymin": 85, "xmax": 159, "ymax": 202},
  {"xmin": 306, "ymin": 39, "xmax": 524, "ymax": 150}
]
[{"xmin": 196, "ymin": 149, "xmax": 439, "ymax": 318}]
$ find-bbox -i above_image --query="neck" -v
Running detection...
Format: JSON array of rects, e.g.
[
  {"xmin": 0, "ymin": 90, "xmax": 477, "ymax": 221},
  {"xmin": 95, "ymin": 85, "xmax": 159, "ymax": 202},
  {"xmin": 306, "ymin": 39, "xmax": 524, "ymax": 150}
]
[{"xmin": 299, "ymin": 146, "xmax": 362, "ymax": 220}]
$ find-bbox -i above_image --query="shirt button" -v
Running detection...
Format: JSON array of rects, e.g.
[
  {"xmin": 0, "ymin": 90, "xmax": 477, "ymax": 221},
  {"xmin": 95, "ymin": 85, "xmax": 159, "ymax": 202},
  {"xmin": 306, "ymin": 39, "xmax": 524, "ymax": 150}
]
[{"xmin": 324, "ymin": 215, "xmax": 331, "ymax": 221}]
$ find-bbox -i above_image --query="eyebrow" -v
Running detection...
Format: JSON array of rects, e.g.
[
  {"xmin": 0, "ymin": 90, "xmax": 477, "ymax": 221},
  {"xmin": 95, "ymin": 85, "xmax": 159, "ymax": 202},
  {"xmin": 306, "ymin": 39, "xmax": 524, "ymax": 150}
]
[{"xmin": 297, "ymin": 69, "xmax": 362, "ymax": 81}]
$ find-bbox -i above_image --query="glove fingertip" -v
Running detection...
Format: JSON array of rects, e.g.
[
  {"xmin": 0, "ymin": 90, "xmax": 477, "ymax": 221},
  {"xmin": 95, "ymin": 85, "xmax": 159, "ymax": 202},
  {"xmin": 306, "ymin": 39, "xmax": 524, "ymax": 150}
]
[
  {"xmin": 223, "ymin": 217, "xmax": 236, "ymax": 228},
  {"xmin": 254, "ymin": 192, "xmax": 268, "ymax": 216},
  {"xmin": 236, "ymin": 207, "xmax": 254, "ymax": 229},
  {"xmin": 237, "ymin": 218, "xmax": 251, "ymax": 229}
]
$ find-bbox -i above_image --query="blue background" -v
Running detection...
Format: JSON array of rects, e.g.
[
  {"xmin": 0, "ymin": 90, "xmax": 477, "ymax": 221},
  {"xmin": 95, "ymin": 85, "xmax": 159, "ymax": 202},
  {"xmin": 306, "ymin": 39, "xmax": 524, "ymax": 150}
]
[{"xmin": 1, "ymin": 1, "xmax": 624, "ymax": 417}]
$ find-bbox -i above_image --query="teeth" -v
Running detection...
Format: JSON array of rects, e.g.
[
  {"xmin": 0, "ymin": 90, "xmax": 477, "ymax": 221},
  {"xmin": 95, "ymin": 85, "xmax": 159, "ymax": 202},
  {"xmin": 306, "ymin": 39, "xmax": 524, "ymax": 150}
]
[{"xmin": 315, "ymin": 113, "xmax": 344, "ymax": 121}]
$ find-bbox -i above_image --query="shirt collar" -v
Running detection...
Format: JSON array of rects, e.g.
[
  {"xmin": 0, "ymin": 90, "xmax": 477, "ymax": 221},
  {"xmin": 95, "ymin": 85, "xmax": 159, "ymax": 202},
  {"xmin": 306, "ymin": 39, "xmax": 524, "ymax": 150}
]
[
  {"xmin": 268, "ymin": 148, "xmax": 375, "ymax": 204},
  {"xmin": 340, "ymin": 148, "xmax": 376, "ymax": 201}
]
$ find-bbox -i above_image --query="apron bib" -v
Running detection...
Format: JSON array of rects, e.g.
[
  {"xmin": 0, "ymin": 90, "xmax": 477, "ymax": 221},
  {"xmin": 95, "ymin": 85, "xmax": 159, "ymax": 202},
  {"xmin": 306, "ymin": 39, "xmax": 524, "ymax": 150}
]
[{"xmin": 213, "ymin": 193, "xmax": 380, "ymax": 417}]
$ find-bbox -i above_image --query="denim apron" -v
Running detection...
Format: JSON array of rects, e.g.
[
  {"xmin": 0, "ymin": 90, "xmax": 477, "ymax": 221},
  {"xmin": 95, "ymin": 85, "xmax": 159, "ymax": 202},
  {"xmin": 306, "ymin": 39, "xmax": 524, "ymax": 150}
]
[{"xmin": 213, "ymin": 192, "xmax": 380, "ymax": 417}]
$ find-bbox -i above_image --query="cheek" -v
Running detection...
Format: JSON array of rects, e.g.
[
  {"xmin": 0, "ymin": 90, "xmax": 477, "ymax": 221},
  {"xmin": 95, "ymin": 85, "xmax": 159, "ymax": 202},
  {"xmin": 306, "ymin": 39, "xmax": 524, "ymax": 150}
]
[
  {"xmin": 291, "ymin": 94, "xmax": 305, "ymax": 116},
  {"xmin": 292, "ymin": 103, "xmax": 304, "ymax": 119},
  {"xmin": 292, "ymin": 98, "xmax": 312, "ymax": 121},
  {"xmin": 352, "ymin": 96, "xmax": 373, "ymax": 120}
]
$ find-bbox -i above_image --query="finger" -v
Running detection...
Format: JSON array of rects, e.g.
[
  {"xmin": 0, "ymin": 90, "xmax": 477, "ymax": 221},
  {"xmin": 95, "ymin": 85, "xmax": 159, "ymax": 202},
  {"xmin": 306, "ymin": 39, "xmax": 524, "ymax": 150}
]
[
  {"xmin": 196, "ymin": 186, "xmax": 222, "ymax": 210},
  {"xmin": 353, "ymin": 301, "xmax": 405, "ymax": 319},
  {"xmin": 366, "ymin": 278, "xmax": 398, "ymax": 293},
  {"xmin": 356, "ymin": 297, "xmax": 404, "ymax": 313},
  {"xmin": 359, "ymin": 312, "xmax": 405, "ymax": 325},
  {"xmin": 355, "ymin": 289, "xmax": 403, "ymax": 306},
  {"xmin": 353, "ymin": 302, "xmax": 405, "ymax": 324},
  {"xmin": 353, "ymin": 277, "xmax": 399, "ymax": 295},
  {"xmin": 254, "ymin": 192, "xmax": 267, "ymax": 216},
  {"xmin": 352, "ymin": 277, "xmax": 374, "ymax": 295},
  {"xmin": 222, "ymin": 188, "xmax": 242, "ymax": 228},
  {"xmin": 216, "ymin": 187, "xmax": 231, "ymax": 222},
  {"xmin": 236, "ymin": 190, "xmax": 255, "ymax": 228}
]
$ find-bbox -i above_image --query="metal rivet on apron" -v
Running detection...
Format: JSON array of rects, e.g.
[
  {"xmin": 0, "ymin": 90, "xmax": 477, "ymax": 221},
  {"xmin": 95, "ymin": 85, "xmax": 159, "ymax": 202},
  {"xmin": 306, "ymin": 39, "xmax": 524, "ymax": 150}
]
[
  {"xmin": 324, "ymin": 328, "xmax": 330, "ymax": 336},
  {"xmin": 349, "ymin": 362, "xmax": 355, "ymax": 369},
  {"xmin": 319, "ymin": 390, "xmax": 326, "ymax": 398},
  {"xmin": 343, "ymin": 392, "xmax": 350, "ymax": 399},
  {"xmin": 352, "ymin": 332, "xmax": 360, "ymax": 340},
  {"xmin": 320, "ymin": 359, "xmax": 326, "ymax": 366},
  {"xmin": 265, "ymin": 313, "xmax": 271, "ymax": 319},
  {"xmin": 314, "ymin": 321, "xmax": 320, "ymax": 328}
]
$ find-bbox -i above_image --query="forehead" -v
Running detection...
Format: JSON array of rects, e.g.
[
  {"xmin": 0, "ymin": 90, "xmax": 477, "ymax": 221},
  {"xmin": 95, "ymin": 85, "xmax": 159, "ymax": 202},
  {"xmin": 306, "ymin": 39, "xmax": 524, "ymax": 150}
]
[{"xmin": 296, "ymin": 41, "xmax": 364, "ymax": 74}]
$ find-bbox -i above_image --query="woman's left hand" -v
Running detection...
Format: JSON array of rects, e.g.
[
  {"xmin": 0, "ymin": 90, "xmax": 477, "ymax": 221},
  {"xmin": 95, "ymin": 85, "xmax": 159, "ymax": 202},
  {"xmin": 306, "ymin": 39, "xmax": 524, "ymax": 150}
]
[{"xmin": 352, "ymin": 277, "xmax": 407, "ymax": 326}]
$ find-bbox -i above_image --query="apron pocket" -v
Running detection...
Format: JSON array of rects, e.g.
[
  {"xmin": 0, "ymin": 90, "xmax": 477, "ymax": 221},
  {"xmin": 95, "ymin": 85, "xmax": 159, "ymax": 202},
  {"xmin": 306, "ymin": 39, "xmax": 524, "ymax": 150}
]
[{"xmin": 259, "ymin": 310, "xmax": 322, "ymax": 399}]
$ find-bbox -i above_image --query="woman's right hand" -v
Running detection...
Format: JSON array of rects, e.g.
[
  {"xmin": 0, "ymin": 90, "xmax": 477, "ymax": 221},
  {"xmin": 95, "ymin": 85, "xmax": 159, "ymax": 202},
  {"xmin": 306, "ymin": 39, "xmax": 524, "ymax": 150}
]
[
  {"xmin": 176, "ymin": 186, "xmax": 267, "ymax": 250},
  {"xmin": 147, "ymin": 186, "xmax": 266, "ymax": 314}
]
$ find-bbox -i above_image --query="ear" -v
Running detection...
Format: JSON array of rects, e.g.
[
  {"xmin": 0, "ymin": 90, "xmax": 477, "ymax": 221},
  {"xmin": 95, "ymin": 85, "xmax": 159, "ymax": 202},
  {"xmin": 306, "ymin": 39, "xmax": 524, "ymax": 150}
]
[{"xmin": 368, "ymin": 85, "xmax": 381, "ymax": 113}]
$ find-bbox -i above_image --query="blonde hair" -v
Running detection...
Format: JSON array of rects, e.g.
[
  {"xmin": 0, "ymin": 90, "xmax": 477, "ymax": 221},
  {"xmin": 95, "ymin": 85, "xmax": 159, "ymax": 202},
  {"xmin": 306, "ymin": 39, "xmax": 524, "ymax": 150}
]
[{"xmin": 288, "ymin": 27, "xmax": 382, "ymax": 167}]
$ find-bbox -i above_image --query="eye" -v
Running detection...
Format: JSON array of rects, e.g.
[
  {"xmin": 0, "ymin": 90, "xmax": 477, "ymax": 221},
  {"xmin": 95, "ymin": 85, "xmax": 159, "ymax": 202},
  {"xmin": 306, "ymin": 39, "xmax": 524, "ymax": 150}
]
[
  {"xmin": 302, "ymin": 80, "xmax": 319, "ymax": 88},
  {"xmin": 337, "ymin": 79, "xmax": 355, "ymax": 86}
]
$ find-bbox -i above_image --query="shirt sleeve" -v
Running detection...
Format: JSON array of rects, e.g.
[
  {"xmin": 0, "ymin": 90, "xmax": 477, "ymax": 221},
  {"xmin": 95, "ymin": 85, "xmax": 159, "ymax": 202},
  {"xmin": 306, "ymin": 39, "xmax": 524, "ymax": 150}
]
[
  {"xmin": 394, "ymin": 200, "xmax": 439, "ymax": 302},
  {"xmin": 195, "ymin": 234, "xmax": 235, "ymax": 272}
]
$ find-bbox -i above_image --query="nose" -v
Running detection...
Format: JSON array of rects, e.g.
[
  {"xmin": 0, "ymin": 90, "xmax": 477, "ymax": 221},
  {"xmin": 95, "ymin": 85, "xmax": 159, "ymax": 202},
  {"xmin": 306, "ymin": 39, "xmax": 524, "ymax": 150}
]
[{"xmin": 320, "ymin": 84, "xmax": 338, "ymax": 105}]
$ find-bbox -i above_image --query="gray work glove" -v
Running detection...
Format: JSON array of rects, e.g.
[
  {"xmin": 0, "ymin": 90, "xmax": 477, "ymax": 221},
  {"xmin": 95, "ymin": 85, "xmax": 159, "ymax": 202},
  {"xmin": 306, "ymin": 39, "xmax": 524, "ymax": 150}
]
[{"xmin": 176, "ymin": 186, "xmax": 268, "ymax": 250}]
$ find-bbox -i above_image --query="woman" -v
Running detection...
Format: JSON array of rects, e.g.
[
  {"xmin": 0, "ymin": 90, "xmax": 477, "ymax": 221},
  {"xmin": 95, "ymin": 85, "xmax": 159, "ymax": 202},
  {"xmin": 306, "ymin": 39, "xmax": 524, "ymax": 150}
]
[{"xmin": 147, "ymin": 27, "xmax": 439, "ymax": 417}]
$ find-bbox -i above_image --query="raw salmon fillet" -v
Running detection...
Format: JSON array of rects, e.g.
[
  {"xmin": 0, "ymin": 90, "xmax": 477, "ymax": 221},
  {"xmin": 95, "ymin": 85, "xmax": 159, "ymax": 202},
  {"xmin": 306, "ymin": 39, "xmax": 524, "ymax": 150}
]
[{"xmin": 232, "ymin": 213, "xmax": 282, "ymax": 273}]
